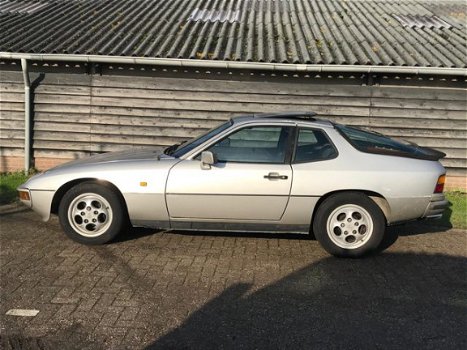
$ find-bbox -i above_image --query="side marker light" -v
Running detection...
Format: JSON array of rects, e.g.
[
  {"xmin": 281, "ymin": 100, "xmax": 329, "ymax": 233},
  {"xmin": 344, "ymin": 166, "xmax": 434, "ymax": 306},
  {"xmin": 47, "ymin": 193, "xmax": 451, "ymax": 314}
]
[{"xmin": 18, "ymin": 191, "xmax": 30, "ymax": 201}]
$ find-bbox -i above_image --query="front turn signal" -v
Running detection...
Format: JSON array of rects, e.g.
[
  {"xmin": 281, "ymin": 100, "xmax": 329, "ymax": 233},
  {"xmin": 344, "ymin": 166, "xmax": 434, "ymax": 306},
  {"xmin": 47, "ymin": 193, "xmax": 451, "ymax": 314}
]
[
  {"xmin": 18, "ymin": 190, "xmax": 30, "ymax": 201},
  {"xmin": 434, "ymin": 175, "xmax": 446, "ymax": 193}
]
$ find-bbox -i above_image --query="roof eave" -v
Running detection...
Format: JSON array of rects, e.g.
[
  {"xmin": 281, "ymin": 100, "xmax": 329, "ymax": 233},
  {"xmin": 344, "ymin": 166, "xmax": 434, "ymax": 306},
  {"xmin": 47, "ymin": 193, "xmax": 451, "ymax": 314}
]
[{"xmin": 1, "ymin": 52, "xmax": 466, "ymax": 77}]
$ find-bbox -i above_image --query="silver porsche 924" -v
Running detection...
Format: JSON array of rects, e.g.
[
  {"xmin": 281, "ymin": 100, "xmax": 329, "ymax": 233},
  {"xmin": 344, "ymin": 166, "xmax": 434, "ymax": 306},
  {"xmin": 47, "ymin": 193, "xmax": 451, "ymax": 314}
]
[{"xmin": 18, "ymin": 112, "xmax": 448, "ymax": 258}]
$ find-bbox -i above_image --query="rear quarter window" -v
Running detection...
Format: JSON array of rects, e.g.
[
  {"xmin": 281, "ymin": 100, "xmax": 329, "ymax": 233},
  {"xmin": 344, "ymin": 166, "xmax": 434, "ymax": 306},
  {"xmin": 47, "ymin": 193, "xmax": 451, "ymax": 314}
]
[{"xmin": 293, "ymin": 128, "xmax": 338, "ymax": 163}]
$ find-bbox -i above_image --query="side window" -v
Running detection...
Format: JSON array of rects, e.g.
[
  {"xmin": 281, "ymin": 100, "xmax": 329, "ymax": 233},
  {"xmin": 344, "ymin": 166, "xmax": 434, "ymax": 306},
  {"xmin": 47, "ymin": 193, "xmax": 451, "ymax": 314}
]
[
  {"xmin": 205, "ymin": 126, "xmax": 291, "ymax": 164},
  {"xmin": 293, "ymin": 128, "xmax": 337, "ymax": 163}
]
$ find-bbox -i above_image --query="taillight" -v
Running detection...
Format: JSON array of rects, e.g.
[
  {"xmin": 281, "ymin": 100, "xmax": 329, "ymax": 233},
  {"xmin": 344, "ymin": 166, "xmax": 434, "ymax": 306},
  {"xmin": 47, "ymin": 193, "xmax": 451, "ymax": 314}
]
[{"xmin": 434, "ymin": 175, "xmax": 446, "ymax": 193}]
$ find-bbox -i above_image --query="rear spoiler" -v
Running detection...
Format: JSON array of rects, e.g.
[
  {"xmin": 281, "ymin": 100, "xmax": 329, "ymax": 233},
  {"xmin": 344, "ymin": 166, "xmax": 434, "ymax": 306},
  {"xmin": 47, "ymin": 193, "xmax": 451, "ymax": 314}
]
[
  {"xmin": 364, "ymin": 146, "xmax": 446, "ymax": 161},
  {"xmin": 419, "ymin": 147, "xmax": 446, "ymax": 161}
]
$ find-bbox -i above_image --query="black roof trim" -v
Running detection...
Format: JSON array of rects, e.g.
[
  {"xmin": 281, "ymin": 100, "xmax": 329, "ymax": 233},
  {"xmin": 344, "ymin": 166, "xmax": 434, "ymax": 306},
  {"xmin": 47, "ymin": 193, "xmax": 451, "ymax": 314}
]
[{"xmin": 253, "ymin": 112, "xmax": 317, "ymax": 120}]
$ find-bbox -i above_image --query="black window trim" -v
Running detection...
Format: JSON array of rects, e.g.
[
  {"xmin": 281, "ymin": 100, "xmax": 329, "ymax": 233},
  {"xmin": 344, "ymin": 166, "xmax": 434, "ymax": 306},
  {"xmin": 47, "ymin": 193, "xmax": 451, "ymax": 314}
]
[{"xmin": 291, "ymin": 126, "xmax": 339, "ymax": 164}]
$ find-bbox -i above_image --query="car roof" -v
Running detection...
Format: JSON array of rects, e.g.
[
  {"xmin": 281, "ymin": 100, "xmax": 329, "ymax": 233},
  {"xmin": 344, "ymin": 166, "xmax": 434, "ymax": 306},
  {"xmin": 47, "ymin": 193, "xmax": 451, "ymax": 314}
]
[{"xmin": 231, "ymin": 112, "xmax": 335, "ymax": 128}]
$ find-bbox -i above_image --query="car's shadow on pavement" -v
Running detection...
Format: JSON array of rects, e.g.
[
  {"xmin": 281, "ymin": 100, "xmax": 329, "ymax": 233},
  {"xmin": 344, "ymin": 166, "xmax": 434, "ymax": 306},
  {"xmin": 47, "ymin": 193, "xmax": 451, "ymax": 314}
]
[
  {"xmin": 172, "ymin": 230, "xmax": 308, "ymax": 240},
  {"xmin": 377, "ymin": 221, "xmax": 453, "ymax": 252},
  {"xmin": 117, "ymin": 226, "xmax": 309, "ymax": 244},
  {"xmin": 120, "ymin": 220, "xmax": 454, "ymax": 254},
  {"xmin": 147, "ymin": 252, "xmax": 467, "ymax": 350},
  {"xmin": 114, "ymin": 226, "xmax": 164, "ymax": 243},
  {"xmin": 393, "ymin": 221, "xmax": 453, "ymax": 236}
]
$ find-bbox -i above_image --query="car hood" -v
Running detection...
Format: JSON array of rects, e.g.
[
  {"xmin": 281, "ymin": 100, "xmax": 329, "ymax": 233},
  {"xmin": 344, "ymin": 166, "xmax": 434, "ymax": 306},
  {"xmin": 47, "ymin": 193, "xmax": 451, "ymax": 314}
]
[{"xmin": 47, "ymin": 148, "xmax": 172, "ymax": 171}]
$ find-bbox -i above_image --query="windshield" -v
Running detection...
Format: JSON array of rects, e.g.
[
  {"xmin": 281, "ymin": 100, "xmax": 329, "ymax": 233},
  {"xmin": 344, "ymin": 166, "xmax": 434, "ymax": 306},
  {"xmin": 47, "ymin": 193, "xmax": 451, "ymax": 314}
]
[
  {"xmin": 168, "ymin": 120, "xmax": 233, "ymax": 158},
  {"xmin": 336, "ymin": 124, "xmax": 445, "ymax": 161}
]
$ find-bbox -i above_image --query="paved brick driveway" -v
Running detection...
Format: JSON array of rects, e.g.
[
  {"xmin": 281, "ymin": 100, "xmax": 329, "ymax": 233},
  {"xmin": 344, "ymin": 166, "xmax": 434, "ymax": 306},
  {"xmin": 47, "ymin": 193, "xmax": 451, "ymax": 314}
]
[{"xmin": 1, "ymin": 204, "xmax": 466, "ymax": 349}]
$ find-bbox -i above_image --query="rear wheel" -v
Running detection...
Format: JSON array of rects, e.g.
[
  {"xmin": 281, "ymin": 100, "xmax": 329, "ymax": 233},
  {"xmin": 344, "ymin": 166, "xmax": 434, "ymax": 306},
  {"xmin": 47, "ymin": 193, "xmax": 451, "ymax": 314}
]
[
  {"xmin": 58, "ymin": 182, "xmax": 128, "ymax": 245},
  {"xmin": 313, "ymin": 192, "xmax": 386, "ymax": 258}
]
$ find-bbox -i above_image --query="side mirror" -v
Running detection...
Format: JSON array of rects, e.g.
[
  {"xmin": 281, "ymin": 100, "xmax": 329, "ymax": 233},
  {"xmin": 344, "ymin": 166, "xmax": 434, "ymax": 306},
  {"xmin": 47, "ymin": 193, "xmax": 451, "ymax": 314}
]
[{"xmin": 200, "ymin": 151, "xmax": 217, "ymax": 170}]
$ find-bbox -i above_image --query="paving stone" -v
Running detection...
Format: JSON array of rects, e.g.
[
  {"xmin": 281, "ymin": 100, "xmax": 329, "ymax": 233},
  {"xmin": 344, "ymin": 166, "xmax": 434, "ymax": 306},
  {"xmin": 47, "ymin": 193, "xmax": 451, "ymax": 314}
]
[{"xmin": 1, "ymin": 209, "xmax": 466, "ymax": 349}]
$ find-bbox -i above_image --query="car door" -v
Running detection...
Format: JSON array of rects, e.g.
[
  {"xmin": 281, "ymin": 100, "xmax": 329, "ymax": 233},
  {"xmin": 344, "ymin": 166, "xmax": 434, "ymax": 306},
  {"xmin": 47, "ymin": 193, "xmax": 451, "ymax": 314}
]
[{"xmin": 166, "ymin": 125, "xmax": 294, "ymax": 221}]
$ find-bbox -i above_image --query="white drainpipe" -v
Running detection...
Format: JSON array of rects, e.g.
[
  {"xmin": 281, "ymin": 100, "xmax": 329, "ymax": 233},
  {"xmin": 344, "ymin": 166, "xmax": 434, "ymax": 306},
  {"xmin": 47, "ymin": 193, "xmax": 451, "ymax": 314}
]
[{"xmin": 20, "ymin": 58, "xmax": 31, "ymax": 173}]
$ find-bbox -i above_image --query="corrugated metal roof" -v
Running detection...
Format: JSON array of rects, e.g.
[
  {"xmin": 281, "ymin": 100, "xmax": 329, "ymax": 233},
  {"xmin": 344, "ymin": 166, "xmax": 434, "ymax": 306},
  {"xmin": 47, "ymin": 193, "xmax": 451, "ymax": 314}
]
[
  {"xmin": 392, "ymin": 14, "xmax": 453, "ymax": 29},
  {"xmin": 0, "ymin": 0, "xmax": 48, "ymax": 14},
  {"xmin": 0, "ymin": 0, "xmax": 465, "ymax": 68}
]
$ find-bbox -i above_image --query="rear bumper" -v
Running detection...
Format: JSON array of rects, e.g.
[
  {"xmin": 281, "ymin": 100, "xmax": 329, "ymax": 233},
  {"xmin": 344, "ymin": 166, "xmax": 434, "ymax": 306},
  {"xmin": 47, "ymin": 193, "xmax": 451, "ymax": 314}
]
[{"xmin": 422, "ymin": 193, "xmax": 449, "ymax": 219}]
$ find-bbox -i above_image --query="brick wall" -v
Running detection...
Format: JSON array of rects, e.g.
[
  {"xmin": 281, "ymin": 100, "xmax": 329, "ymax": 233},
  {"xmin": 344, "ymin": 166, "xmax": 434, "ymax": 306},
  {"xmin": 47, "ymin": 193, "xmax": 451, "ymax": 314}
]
[
  {"xmin": 0, "ymin": 156, "xmax": 73, "ymax": 173},
  {"xmin": 445, "ymin": 176, "xmax": 467, "ymax": 191},
  {"xmin": 0, "ymin": 156, "xmax": 23, "ymax": 173}
]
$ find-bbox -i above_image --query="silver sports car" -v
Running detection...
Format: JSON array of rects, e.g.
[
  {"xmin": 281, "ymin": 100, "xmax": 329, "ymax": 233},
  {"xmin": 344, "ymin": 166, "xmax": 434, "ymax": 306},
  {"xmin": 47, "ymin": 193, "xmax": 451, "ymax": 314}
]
[{"xmin": 18, "ymin": 112, "xmax": 448, "ymax": 257}]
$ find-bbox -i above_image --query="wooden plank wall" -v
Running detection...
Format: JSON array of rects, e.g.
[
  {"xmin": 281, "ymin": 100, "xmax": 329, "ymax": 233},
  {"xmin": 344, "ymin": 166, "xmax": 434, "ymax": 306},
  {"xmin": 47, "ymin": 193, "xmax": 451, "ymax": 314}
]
[
  {"xmin": 0, "ymin": 72, "xmax": 24, "ymax": 160},
  {"xmin": 0, "ymin": 70, "xmax": 466, "ymax": 175}
]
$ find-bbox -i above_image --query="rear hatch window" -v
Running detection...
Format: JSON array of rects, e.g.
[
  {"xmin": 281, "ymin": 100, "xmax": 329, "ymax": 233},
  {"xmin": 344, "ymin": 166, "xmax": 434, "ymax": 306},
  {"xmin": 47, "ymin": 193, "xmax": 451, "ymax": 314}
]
[{"xmin": 336, "ymin": 124, "xmax": 445, "ymax": 161}]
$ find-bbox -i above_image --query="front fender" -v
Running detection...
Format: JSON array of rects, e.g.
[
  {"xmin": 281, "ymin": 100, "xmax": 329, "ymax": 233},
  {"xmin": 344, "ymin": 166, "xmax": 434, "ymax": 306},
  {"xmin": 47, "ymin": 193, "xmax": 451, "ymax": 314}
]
[{"xmin": 18, "ymin": 158, "xmax": 179, "ymax": 223}]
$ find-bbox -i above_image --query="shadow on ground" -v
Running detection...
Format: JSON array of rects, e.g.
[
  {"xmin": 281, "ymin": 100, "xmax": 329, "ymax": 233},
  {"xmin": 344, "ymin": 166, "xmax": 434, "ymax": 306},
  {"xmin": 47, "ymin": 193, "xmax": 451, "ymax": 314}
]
[
  {"xmin": 122, "ymin": 218, "xmax": 454, "ymax": 253},
  {"xmin": 115, "ymin": 221, "xmax": 456, "ymax": 265},
  {"xmin": 113, "ymin": 226, "xmax": 163, "ymax": 243},
  {"xmin": 149, "ymin": 252, "xmax": 466, "ymax": 350}
]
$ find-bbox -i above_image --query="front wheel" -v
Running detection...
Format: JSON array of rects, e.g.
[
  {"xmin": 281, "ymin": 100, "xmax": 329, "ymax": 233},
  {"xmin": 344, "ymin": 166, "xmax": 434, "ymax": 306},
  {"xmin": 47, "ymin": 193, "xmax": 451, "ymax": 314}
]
[
  {"xmin": 313, "ymin": 192, "xmax": 386, "ymax": 258},
  {"xmin": 58, "ymin": 182, "xmax": 128, "ymax": 245}
]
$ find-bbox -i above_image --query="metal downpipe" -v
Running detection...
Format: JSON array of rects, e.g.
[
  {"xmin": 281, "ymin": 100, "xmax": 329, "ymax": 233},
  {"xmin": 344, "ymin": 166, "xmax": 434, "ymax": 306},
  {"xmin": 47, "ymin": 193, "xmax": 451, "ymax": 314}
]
[{"xmin": 21, "ymin": 58, "xmax": 31, "ymax": 173}]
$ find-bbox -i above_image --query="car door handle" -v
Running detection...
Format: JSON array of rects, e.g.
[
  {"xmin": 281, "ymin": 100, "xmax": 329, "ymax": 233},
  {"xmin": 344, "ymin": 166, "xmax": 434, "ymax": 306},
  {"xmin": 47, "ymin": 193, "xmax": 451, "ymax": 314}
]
[{"xmin": 264, "ymin": 172, "xmax": 288, "ymax": 180}]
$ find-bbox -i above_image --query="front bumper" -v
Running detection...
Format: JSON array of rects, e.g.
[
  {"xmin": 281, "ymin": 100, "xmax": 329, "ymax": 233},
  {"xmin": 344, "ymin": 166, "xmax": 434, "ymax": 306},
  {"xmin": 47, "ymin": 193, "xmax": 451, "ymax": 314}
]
[
  {"xmin": 17, "ymin": 186, "xmax": 54, "ymax": 221},
  {"xmin": 422, "ymin": 193, "xmax": 449, "ymax": 219}
]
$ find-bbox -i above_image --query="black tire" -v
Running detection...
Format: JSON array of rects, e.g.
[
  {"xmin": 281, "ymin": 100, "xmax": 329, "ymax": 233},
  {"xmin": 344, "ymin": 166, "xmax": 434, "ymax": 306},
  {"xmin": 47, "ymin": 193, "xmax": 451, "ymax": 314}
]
[
  {"xmin": 313, "ymin": 192, "xmax": 386, "ymax": 258},
  {"xmin": 58, "ymin": 181, "xmax": 128, "ymax": 245}
]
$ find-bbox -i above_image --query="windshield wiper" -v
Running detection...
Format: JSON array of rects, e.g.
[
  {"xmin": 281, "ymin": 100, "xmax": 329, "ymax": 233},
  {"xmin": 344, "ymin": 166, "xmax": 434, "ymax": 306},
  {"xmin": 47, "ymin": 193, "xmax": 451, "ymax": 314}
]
[
  {"xmin": 163, "ymin": 140, "xmax": 187, "ymax": 156},
  {"xmin": 163, "ymin": 143, "xmax": 180, "ymax": 155}
]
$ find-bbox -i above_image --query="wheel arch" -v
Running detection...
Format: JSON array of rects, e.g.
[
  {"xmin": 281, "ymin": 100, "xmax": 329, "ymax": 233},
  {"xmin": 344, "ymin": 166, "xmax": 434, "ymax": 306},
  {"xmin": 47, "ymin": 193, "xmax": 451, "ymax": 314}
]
[
  {"xmin": 311, "ymin": 190, "xmax": 390, "ymax": 226},
  {"xmin": 51, "ymin": 178, "xmax": 129, "ymax": 217}
]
